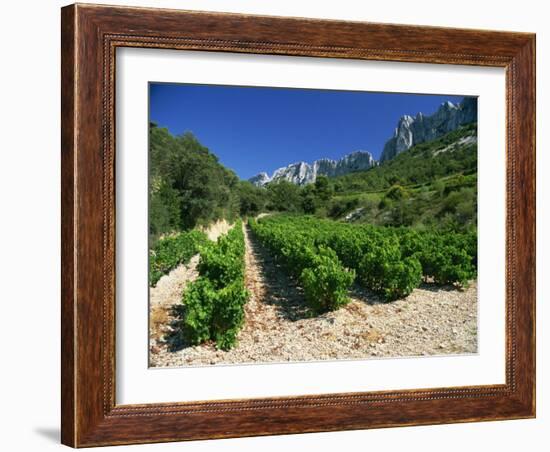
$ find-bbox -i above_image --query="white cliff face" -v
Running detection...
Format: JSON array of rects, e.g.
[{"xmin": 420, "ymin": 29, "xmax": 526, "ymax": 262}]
[
  {"xmin": 393, "ymin": 115, "xmax": 415, "ymax": 154},
  {"xmin": 270, "ymin": 161, "xmax": 315, "ymax": 185},
  {"xmin": 248, "ymin": 172, "xmax": 271, "ymax": 186},
  {"xmin": 248, "ymin": 150, "xmax": 376, "ymax": 186},
  {"xmin": 380, "ymin": 97, "xmax": 477, "ymax": 162}
]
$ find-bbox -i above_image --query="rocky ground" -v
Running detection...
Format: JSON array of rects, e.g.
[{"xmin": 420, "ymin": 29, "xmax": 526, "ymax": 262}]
[{"xmin": 149, "ymin": 224, "xmax": 477, "ymax": 367}]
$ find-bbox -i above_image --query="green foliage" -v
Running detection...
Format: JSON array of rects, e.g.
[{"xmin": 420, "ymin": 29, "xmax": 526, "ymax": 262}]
[
  {"xmin": 211, "ymin": 280, "xmax": 249, "ymax": 350},
  {"xmin": 358, "ymin": 243, "xmax": 422, "ymax": 301},
  {"xmin": 322, "ymin": 125, "xmax": 477, "ymax": 231},
  {"xmin": 149, "ymin": 230, "xmax": 208, "ymax": 286},
  {"xmin": 251, "ymin": 214, "xmax": 477, "ymax": 302},
  {"xmin": 440, "ymin": 187, "xmax": 476, "ymax": 223},
  {"xmin": 250, "ymin": 217, "xmax": 355, "ymax": 312},
  {"xmin": 301, "ymin": 194, "xmax": 317, "ymax": 214},
  {"xmin": 378, "ymin": 196, "xmax": 392, "ymax": 210},
  {"xmin": 314, "ymin": 175, "xmax": 333, "ymax": 202},
  {"xmin": 181, "ymin": 277, "xmax": 216, "ymax": 345},
  {"xmin": 266, "ymin": 180, "xmax": 302, "ymax": 212},
  {"xmin": 235, "ymin": 180, "xmax": 267, "ymax": 217},
  {"xmin": 342, "ymin": 173, "xmax": 477, "ymax": 231},
  {"xmin": 400, "ymin": 229, "xmax": 477, "ymax": 286},
  {"xmin": 180, "ymin": 220, "xmax": 249, "ymax": 350},
  {"xmin": 149, "ymin": 124, "xmax": 241, "ymax": 238},
  {"xmin": 263, "ymin": 176, "xmax": 340, "ymax": 215},
  {"xmin": 300, "ymin": 247, "xmax": 356, "ymax": 313},
  {"xmin": 149, "ymin": 121, "xmax": 478, "ymax": 241},
  {"xmin": 416, "ymin": 240, "xmax": 476, "ymax": 286},
  {"xmin": 197, "ymin": 225, "xmax": 246, "ymax": 288},
  {"xmin": 149, "ymin": 178, "xmax": 181, "ymax": 239},
  {"xmin": 331, "ymin": 123, "xmax": 477, "ymax": 194},
  {"xmin": 300, "ymin": 184, "xmax": 318, "ymax": 214},
  {"xmin": 280, "ymin": 241, "xmax": 317, "ymax": 278},
  {"xmin": 151, "ymin": 107, "xmax": 479, "ymax": 352},
  {"xmin": 385, "ymin": 184, "xmax": 409, "ymax": 201},
  {"xmin": 433, "ymin": 179, "xmax": 446, "ymax": 197}
]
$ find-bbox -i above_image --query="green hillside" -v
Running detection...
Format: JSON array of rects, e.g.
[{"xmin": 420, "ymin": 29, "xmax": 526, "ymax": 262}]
[
  {"xmin": 332, "ymin": 123, "xmax": 477, "ymax": 193},
  {"xmin": 324, "ymin": 123, "xmax": 477, "ymax": 231}
]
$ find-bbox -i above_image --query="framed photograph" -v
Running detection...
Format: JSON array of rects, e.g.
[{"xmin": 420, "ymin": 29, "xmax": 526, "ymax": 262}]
[{"xmin": 61, "ymin": 3, "xmax": 536, "ymax": 447}]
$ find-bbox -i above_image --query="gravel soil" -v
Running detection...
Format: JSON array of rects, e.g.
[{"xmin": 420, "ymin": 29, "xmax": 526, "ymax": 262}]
[{"xmin": 149, "ymin": 224, "xmax": 477, "ymax": 367}]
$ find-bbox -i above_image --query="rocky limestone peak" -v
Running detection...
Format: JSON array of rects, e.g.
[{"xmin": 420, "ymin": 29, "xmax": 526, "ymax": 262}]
[
  {"xmin": 248, "ymin": 150, "xmax": 376, "ymax": 186},
  {"xmin": 271, "ymin": 161, "xmax": 315, "ymax": 186},
  {"xmin": 441, "ymin": 100, "xmax": 458, "ymax": 111},
  {"xmin": 248, "ymin": 172, "xmax": 271, "ymax": 187},
  {"xmin": 380, "ymin": 97, "xmax": 477, "ymax": 162},
  {"xmin": 338, "ymin": 150, "xmax": 377, "ymax": 170}
]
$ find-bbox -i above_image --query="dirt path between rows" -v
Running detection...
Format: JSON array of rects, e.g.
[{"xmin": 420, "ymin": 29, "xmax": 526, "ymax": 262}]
[{"xmin": 149, "ymin": 223, "xmax": 477, "ymax": 367}]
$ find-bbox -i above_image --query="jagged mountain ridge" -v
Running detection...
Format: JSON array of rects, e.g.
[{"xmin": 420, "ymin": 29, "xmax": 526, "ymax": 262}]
[
  {"xmin": 250, "ymin": 151, "xmax": 377, "ymax": 187},
  {"xmin": 380, "ymin": 97, "xmax": 477, "ymax": 162},
  {"xmin": 248, "ymin": 97, "xmax": 477, "ymax": 186}
]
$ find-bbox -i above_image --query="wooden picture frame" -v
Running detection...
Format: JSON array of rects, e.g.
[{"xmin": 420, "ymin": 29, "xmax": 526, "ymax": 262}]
[{"xmin": 61, "ymin": 3, "xmax": 536, "ymax": 447}]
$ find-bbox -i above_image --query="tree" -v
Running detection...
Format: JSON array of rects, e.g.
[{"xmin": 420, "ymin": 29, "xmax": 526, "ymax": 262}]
[
  {"xmin": 149, "ymin": 177, "xmax": 181, "ymax": 239},
  {"xmin": 314, "ymin": 175, "xmax": 333, "ymax": 202},
  {"xmin": 266, "ymin": 180, "xmax": 302, "ymax": 212},
  {"xmin": 236, "ymin": 181, "xmax": 266, "ymax": 216},
  {"xmin": 301, "ymin": 184, "xmax": 317, "ymax": 214},
  {"xmin": 148, "ymin": 124, "xmax": 241, "ymax": 236}
]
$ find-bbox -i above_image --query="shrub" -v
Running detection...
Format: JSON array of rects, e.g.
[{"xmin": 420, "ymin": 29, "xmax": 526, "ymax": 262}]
[
  {"xmin": 149, "ymin": 230, "xmax": 208, "ymax": 286},
  {"xmin": 211, "ymin": 279, "xmax": 249, "ymax": 350},
  {"xmin": 381, "ymin": 256, "xmax": 423, "ymax": 300},
  {"xmin": 357, "ymin": 239, "xmax": 422, "ymax": 301},
  {"xmin": 180, "ymin": 220, "xmax": 249, "ymax": 350},
  {"xmin": 418, "ymin": 244, "xmax": 475, "ymax": 286},
  {"xmin": 197, "ymin": 243, "xmax": 243, "ymax": 288},
  {"xmin": 300, "ymin": 247, "xmax": 356, "ymax": 313},
  {"xmin": 401, "ymin": 229, "xmax": 477, "ymax": 286},
  {"xmin": 280, "ymin": 241, "xmax": 316, "ymax": 277},
  {"xmin": 181, "ymin": 278, "xmax": 216, "ymax": 345},
  {"xmin": 385, "ymin": 184, "xmax": 409, "ymax": 201},
  {"xmin": 326, "ymin": 232, "xmax": 367, "ymax": 270}
]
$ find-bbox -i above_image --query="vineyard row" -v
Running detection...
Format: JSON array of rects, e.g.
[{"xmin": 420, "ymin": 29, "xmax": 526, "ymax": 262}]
[{"xmin": 250, "ymin": 215, "xmax": 476, "ymax": 303}]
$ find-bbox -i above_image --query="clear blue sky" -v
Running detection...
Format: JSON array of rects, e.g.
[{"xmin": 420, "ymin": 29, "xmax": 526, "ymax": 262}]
[{"xmin": 149, "ymin": 83, "xmax": 466, "ymax": 180}]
